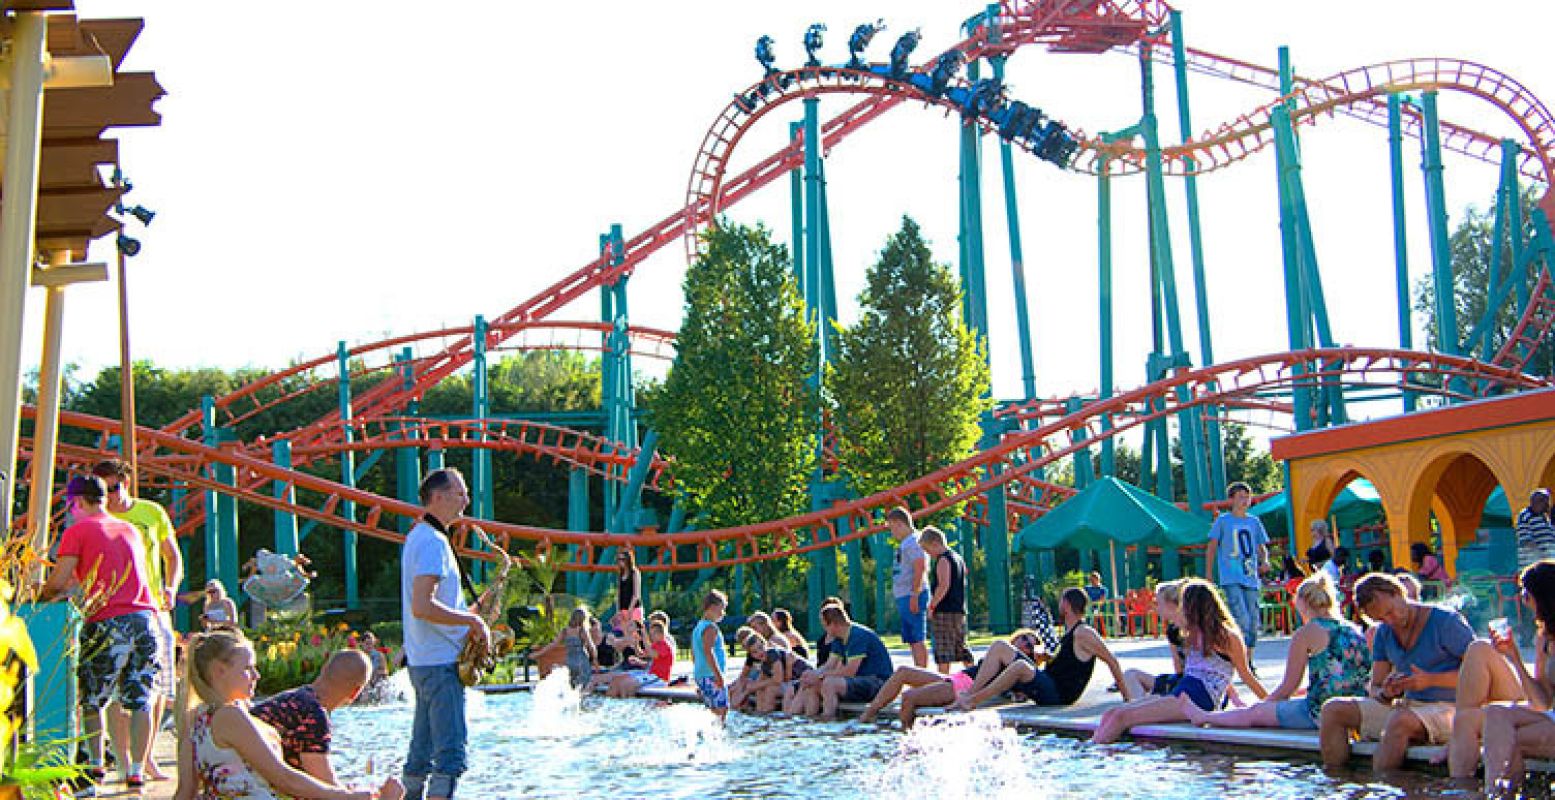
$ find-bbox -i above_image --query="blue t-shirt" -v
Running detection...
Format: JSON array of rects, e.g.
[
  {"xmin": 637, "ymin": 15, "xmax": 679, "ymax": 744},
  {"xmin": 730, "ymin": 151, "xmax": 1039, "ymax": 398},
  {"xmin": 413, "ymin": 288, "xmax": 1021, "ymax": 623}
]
[
  {"xmin": 1209, "ymin": 513, "xmax": 1269, "ymax": 589},
  {"xmin": 838, "ymin": 623, "xmax": 894, "ymax": 681},
  {"xmin": 1371, "ymin": 606, "xmax": 1473, "ymax": 703},
  {"xmin": 691, "ymin": 618, "xmax": 726, "ymax": 679},
  {"xmin": 400, "ymin": 521, "xmax": 469, "ymax": 667}
]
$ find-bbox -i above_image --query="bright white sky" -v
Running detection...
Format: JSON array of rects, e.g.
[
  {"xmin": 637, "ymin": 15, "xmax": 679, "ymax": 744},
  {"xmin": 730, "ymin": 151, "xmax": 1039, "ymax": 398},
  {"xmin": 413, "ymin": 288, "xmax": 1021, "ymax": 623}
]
[{"xmin": 28, "ymin": 1, "xmax": 1555, "ymax": 433}]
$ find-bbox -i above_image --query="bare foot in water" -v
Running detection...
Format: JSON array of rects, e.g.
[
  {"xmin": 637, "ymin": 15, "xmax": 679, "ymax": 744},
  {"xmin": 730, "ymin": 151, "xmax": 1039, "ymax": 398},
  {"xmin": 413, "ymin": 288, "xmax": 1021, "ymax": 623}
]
[
  {"xmin": 857, "ymin": 706, "xmax": 879, "ymax": 724},
  {"xmin": 1179, "ymin": 694, "xmax": 1210, "ymax": 726}
]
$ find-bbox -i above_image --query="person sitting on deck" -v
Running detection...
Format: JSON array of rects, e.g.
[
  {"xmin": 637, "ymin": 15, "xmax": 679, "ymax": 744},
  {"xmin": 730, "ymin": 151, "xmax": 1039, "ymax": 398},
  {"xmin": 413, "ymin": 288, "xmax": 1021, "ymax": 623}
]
[
  {"xmin": 856, "ymin": 630, "xmax": 1045, "ymax": 729},
  {"xmin": 1447, "ymin": 560, "xmax": 1544, "ymax": 780},
  {"xmin": 770, "ymin": 608, "xmax": 810, "ymax": 660},
  {"xmin": 1319, "ymin": 572, "xmax": 1476, "ymax": 772},
  {"xmin": 174, "ymin": 629, "xmax": 401, "ymax": 800},
  {"xmin": 1181, "ymin": 573, "xmax": 1370, "ymax": 732},
  {"xmin": 606, "ymin": 619, "xmax": 677, "ymax": 698},
  {"xmin": 1478, "ymin": 559, "xmax": 1555, "ymax": 793},
  {"xmin": 1093, "ymin": 579, "xmax": 1267, "ymax": 744},
  {"xmin": 1412, "ymin": 542, "xmax": 1451, "ymax": 589},
  {"xmin": 737, "ymin": 632, "xmax": 810, "ymax": 713},
  {"xmin": 784, "ymin": 599, "xmax": 845, "ymax": 714},
  {"xmin": 1120, "ymin": 580, "xmax": 1187, "ymax": 700},
  {"xmin": 250, "ymin": 650, "xmax": 373, "ymax": 785},
  {"xmin": 954, "ymin": 588, "xmax": 1130, "ymax": 714},
  {"xmin": 791, "ymin": 605, "xmax": 895, "ymax": 720}
]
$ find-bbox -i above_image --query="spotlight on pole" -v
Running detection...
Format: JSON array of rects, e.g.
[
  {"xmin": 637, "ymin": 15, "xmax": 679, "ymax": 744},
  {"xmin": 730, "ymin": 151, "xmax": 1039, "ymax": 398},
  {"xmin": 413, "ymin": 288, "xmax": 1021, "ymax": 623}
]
[
  {"xmin": 116, "ymin": 233, "xmax": 141, "ymax": 257},
  {"xmin": 125, "ymin": 205, "xmax": 155, "ymax": 226}
]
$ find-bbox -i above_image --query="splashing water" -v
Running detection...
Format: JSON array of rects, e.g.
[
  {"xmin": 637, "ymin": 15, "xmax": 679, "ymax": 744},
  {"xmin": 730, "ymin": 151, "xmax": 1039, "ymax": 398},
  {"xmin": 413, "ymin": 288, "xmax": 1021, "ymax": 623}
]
[
  {"xmin": 356, "ymin": 669, "xmax": 412, "ymax": 707},
  {"xmin": 869, "ymin": 711, "xmax": 1037, "ymax": 800},
  {"xmin": 628, "ymin": 702, "xmax": 739, "ymax": 765},
  {"xmin": 520, "ymin": 669, "xmax": 592, "ymax": 737}
]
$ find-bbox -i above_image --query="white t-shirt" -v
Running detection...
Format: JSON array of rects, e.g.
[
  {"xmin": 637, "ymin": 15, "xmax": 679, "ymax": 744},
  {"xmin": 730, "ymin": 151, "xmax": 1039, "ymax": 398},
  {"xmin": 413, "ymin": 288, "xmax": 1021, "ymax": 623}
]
[{"xmin": 401, "ymin": 520, "xmax": 469, "ymax": 667}]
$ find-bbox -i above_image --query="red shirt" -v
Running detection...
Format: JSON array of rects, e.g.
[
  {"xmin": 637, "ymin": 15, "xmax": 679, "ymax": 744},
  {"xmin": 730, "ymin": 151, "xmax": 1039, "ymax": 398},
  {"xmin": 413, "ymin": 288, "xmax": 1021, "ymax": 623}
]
[
  {"xmin": 57, "ymin": 514, "xmax": 157, "ymax": 624},
  {"xmin": 650, "ymin": 638, "xmax": 674, "ymax": 682}
]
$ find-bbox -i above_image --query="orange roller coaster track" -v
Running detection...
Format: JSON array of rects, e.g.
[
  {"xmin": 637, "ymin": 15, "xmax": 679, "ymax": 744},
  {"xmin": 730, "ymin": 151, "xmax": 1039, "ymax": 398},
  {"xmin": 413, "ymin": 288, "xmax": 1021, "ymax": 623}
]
[{"xmin": 22, "ymin": 348, "xmax": 1547, "ymax": 572}]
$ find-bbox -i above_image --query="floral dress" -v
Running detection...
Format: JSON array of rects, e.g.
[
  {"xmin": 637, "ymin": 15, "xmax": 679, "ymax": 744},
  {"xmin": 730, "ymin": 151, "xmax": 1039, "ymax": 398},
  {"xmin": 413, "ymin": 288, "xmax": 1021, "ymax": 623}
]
[
  {"xmin": 190, "ymin": 705, "xmax": 290, "ymax": 799},
  {"xmin": 1303, "ymin": 617, "xmax": 1372, "ymax": 722}
]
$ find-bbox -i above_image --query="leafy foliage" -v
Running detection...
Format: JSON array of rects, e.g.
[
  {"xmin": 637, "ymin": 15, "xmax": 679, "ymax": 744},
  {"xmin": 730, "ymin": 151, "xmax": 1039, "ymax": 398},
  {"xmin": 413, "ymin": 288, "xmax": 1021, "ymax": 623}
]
[
  {"xmin": 1413, "ymin": 188, "xmax": 1554, "ymax": 375},
  {"xmin": 647, "ymin": 222, "xmax": 818, "ymax": 603},
  {"xmin": 828, "ymin": 216, "xmax": 991, "ymax": 497}
]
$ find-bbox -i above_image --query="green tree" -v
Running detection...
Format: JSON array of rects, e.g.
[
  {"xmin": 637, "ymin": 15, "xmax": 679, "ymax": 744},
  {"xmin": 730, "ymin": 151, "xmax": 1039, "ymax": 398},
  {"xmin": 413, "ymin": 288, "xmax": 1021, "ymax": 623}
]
[
  {"xmin": 647, "ymin": 222, "xmax": 818, "ymax": 603},
  {"xmin": 1413, "ymin": 188, "xmax": 1554, "ymax": 375},
  {"xmin": 828, "ymin": 216, "xmax": 990, "ymax": 497}
]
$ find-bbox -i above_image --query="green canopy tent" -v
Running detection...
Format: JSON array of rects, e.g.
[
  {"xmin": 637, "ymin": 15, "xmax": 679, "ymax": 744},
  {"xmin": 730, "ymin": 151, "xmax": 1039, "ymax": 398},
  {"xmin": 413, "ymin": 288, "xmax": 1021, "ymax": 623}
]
[
  {"xmin": 1250, "ymin": 479, "xmax": 1384, "ymax": 538},
  {"xmin": 1014, "ymin": 477, "xmax": 1209, "ymax": 597}
]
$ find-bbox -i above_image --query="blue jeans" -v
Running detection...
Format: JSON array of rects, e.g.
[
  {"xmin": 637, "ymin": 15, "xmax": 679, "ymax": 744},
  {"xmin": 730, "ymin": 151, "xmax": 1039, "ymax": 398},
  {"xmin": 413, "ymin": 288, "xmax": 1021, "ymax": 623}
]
[
  {"xmin": 404, "ymin": 663, "xmax": 466, "ymax": 799},
  {"xmin": 1221, "ymin": 583, "xmax": 1261, "ymax": 651}
]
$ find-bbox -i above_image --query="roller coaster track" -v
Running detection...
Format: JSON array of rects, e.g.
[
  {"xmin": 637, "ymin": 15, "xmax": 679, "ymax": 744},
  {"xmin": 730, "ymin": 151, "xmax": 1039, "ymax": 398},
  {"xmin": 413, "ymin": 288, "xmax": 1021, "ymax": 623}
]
[{"xmin": 23, "ymin": 349, "xmax": 1547, "ymax": 572}]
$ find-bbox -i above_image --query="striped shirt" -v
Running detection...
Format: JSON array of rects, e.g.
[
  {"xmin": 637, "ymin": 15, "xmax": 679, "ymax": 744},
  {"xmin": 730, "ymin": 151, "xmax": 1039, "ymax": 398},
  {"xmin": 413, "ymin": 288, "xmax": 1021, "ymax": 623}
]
[{"xmin": 1517, "ymin": 508, "xmax": 1555, "ymax": 570}]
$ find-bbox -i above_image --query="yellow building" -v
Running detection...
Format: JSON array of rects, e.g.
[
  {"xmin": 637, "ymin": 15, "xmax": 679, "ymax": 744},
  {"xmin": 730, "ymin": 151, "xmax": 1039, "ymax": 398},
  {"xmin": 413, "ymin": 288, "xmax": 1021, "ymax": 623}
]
[{"xmin": 1271, "ymin": 389, "xmax": 1555, "ymax": 575}]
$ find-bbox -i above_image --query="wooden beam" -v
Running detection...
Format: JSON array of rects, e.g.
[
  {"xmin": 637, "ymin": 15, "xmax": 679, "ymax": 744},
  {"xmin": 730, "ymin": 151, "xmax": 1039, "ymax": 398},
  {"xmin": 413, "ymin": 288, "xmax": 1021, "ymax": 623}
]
[{"xmin": 29, "ymin": 261, "xmax": 107, "ymax": 288}]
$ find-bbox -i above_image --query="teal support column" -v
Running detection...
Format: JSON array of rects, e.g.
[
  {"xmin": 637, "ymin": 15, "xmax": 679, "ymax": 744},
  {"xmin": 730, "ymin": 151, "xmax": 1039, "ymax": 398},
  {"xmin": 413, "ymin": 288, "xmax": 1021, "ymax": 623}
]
[
  {"xmin": 1420, "ymin": 90, "xmax": 1459, "ymax": 357},
  {"xmin": 870, "ymin": 532, "xmax": 891, "ymax": 633},
  {"xmin": 567, "ymin": 467, "xmax": 589, "ymax": 596},
  {"xmin": 1068, "ymin": 397, "xmax": 1094, "ymax": 488},
  {"xmin": 790, "ymin": 121, "xmax": 807, "ymax": 293},
  {"xmin": 336, "ymin": 343, "xmax": 359, "ymax": 609},
  {"xmin": 1140, "ymin": 46, "xmax": 1209, "ymax": 511},
  {"xmin": 171, "ymin": 484, "xmax": 191, "ymax": 631},
  {"xmin": 732, "ymin": 564, "xmax": 745, "ymax": 618},
  {"xmin": 984, "ymin": 458, "xmax": 1013, "ymax": 633},
  {"xmin": 801, "ymin": 95, "xmax": 830, "ymax": 624},
  {"xmin": 1387, "ymin": 95, "xmax": 1417, "ymax": 412},
  {"xmin": 1272, "ymin": 96, "xmax": 1314, "ymax": 431},
  {"xmin": 989, "ymin": 41, "xmax": 1037, "ymax": 399},
  {"xmin": 1470, "ymin": 140, "xmax": 1523, "ymax": 361},
  {"xmin": 426, "ymin": 448, "xmax": 444, "ymax": 473},
  {"xmin": 271, "ymin": 440, "xmax": 299, "ymax": 557},
  {"xmin": 201, "ymin": 396, "xmax": 239, "ymax": 594},
  {"xmin": 1169, "ymin": 11, "xmax": 1225, "ymax": 492},
  {"xmin": 841, "ymin": 514, "xmax": 865, "ymax": 619},
  {"xmin": 1098, "ymin": 161, "xmax": 1116, "ymax": 477},
  {"xmin": 394, "ymin": 347, "xmax": 422, "ymax": 530},
  {"xmin": 958, "ymin": 58, "xmax": 991, "ymax": 339},
  {"xmin": 1162, "ymin": 546, "xmax": 1182, "ymax": 579},
  {"xmin": 470, "ymin": 315, "xmax": 491, "ymax": 583}
]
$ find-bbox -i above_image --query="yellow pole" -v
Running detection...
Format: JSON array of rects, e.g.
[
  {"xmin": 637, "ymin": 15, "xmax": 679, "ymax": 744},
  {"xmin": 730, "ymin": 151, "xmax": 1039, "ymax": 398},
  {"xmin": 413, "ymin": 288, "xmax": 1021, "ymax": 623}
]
[
  {"xmin": 0, "ymin": 12, "xmax": 50, "ymax": 535},
  {"xmin": 116, "ymin": 244, "xmax": 138, "ymax": 493},
  {"xmin": 25, "ymin": 250, "xmax": 71, "ymax": 561}
]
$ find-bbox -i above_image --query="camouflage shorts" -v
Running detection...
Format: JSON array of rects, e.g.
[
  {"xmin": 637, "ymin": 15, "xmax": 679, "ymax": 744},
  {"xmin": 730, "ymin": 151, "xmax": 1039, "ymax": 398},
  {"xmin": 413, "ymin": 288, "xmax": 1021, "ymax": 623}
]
[{"xmin": 78, "ymin": 611, "xmax": 162, "ymax": 712}]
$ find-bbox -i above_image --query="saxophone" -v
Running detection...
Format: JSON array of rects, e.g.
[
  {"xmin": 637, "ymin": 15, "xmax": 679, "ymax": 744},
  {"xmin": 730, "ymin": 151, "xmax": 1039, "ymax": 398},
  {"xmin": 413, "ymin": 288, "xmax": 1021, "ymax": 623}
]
[{"xmin": 458, "ymin": 526, "xmax": 517, "ymax": 687}]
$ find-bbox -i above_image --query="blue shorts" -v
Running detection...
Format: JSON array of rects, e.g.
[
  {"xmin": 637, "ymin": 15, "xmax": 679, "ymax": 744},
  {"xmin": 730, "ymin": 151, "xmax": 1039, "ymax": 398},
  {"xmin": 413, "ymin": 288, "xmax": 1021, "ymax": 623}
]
[
  {"xmin": 695, "ymin": 677, "xmax": 729, "ymax": 710},
  {"xmin": 1274, "ymin": 698, "xmax": 1318, "ymax": 729},
  {"xmin": 896, "ymin": 591, "xmax": 929, "ymax": 643},
  {"xmin": 1012, "ymin": 669, "xmax": 1065, "ymax": 706},
  {"xmin": 841, "ymin": 675, "xmax": 885, "ymax": 703},
  {"xmin": 1170, "ymin": 675, "xmax": 1219, "ymax": 712}
]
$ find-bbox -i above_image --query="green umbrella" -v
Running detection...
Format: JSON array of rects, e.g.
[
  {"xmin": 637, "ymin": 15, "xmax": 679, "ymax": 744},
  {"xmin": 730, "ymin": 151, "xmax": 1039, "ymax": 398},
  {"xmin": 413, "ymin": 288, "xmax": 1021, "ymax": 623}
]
[
  {"xmin": 1250, "ymin": 480, "xmax": 1384, "ymax": 537},
  {"xmin": 1014, "ymin": 476, "xmax": 1209, "ymax": 553}
]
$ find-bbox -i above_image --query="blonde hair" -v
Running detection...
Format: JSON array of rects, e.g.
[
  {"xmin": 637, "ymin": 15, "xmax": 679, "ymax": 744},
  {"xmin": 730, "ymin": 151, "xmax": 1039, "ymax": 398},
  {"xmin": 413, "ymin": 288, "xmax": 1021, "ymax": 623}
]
[
  {"xmin": 743, "ymin": 631, "xmax": 767, "ymax": 652},
  {"xmin": 1155, "ymin": 579, "xmax": 1184, "ymax": 606},
  {"xmin": 185, "ymin": 629, "xmax": 250, "ymax": 709},
  {"xmin": 1295, "ymin": 573, "xmax": 1340, "ymax": 617},
  {"xmin": 748, "ymin": 611, "xmax": 774, "ymax": 635}
]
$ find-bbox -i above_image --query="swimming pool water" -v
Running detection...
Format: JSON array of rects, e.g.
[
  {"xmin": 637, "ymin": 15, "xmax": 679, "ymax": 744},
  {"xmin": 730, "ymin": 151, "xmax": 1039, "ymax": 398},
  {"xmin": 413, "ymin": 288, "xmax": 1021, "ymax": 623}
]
[{"xmin": 328, "ymin": 672, "xmax": 1476, "ymax": 799}]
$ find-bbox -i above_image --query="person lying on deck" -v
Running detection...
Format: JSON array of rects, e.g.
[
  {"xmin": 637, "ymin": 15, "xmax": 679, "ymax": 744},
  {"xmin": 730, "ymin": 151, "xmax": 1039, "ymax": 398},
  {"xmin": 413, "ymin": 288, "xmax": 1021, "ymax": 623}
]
[
  {"xmin": 855, "ymin": 629, "xmax": 1044, "ymax": 729},
  {"xmin": 1181, "ymin": 573, "xmax": 1370, "ymax": 732},
  {"xmin": 1093, "ymin": 578, "xmax": 1267, "ymax": 744},
  {"xmin": 951, "ymin": 588, "xmax": 1130, "ymax": 714},
  {"xmin": 1319, "ymin": 572, "xmax": 1474, "ymax": 772}
]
